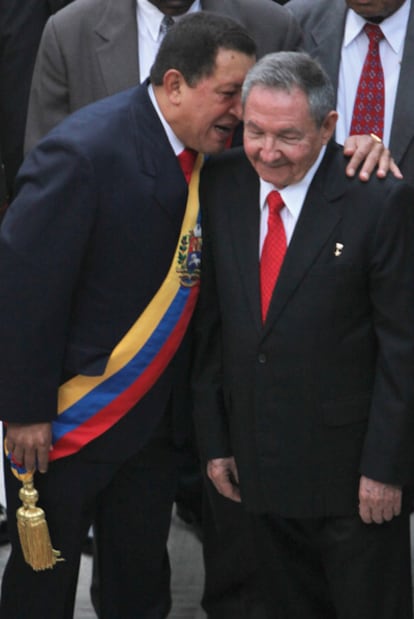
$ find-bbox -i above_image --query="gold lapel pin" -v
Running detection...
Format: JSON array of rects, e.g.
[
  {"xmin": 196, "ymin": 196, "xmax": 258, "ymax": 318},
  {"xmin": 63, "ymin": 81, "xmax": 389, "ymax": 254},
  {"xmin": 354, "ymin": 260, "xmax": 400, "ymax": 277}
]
[{"xmin": 334, "ymin": 242, "xmax": 344, "ymax": 257}]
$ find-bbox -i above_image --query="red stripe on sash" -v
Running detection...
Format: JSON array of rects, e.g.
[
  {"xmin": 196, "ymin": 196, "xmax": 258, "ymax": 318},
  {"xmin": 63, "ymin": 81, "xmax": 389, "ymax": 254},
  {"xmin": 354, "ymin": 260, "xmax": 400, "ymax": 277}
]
[{"xmin": 49, "ymin": 286, "xmax": 199, "ymax": 461}]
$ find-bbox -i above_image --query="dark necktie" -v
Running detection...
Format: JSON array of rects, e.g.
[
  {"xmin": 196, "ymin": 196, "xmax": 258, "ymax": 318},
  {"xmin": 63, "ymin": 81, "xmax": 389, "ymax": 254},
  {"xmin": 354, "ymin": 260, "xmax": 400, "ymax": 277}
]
[
  {"xmin": 177, "ymin": 148, "xmax": 197, "ymax": 184},
  {"xmin": 159, "ymin": 14, "xmax": 175, "ymax": 38},
  {"xmin": 260, "ymin": 190, "xmax": 287, "ymax": 323},
  {"xmin": 350, "ymin": 23, "xmax": 385, "ymax": 138}
]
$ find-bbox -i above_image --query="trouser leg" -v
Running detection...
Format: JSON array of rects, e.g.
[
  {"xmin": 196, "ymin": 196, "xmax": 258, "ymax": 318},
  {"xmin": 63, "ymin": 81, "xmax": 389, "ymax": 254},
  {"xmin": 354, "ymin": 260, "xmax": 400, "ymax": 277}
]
[
  {"xmin": 202, "ymin": 485, "xmax": 268, "ymax": 619},
  {"xmin": 321, "ymin": 508, "xmax": 413, "ymax": 619},
  {"xmin": 251, "ymin": 507, "xmax": 412, "ymax": 619},
  {"xmin": 95, "ymin": 430, "xmax": 178, "ymax": 619},
  {"xmin": 251, "ymin": 513, "xmax": 336, "ymax": 619}
]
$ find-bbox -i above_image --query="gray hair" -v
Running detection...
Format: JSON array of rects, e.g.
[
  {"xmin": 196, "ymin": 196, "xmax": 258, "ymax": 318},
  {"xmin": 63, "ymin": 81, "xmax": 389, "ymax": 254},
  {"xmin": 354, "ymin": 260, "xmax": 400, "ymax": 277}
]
[{"xmin": 241, "ymin": 52, "xmax": 335, "ymax": 127}]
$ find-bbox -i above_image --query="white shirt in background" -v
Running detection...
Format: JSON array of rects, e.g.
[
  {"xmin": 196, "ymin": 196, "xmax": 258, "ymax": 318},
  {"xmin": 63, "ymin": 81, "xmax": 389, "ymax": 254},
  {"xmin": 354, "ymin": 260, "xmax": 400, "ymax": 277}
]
[{"xmin": 336, "ymin": 0, "xmax": 410, "ymax": 146}]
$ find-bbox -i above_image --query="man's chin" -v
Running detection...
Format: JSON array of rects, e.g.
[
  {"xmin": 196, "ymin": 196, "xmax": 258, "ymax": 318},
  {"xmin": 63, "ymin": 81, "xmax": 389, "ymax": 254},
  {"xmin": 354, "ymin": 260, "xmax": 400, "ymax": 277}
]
[
  {"xmin": 256, "ymin": 165, "xmax": 289, "ymax": 187},
  {"xmin": 259, "ymin": 170, "xmax": 287, "ymax": 187}
]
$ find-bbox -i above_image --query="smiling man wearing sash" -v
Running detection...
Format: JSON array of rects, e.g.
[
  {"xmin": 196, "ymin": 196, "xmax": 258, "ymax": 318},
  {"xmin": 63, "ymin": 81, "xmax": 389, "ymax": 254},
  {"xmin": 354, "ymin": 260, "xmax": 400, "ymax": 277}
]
[{"xmin": 0, "ymin": 13, "xmax": 256, "ymax": 619}]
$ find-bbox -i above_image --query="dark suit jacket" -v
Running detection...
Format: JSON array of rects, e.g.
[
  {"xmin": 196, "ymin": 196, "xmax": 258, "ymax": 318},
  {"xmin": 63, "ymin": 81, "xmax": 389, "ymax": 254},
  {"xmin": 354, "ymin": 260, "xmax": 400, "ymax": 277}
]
[
  {"xmin": 0, "ymin": 0, "xmax": 73, "ymax": 196},
  {"xmin": 285, "ymin": 0, "xmax": 414, "ymax": 185},
  {"xmin": 193, "ymin": 143, "xmax": 414, "ymax": 518},
  {"xmin": 24, "ymin": 0, "xmax": 301, "ymax": 152},
  {"xmin": 0, "ymin": 145, "xmax": 7, "ymax": 212},
  {"xmin": 0, "ymin": 83, "xmax": 192, "ymax": 461}
]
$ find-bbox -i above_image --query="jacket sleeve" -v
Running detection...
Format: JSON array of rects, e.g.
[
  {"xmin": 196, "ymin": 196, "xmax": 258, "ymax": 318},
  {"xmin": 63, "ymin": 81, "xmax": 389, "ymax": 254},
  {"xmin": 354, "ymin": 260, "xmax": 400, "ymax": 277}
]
[
  {"xmin": 0, "ymin": 135, "xmax": 96, "ymax": 424},
  {"xmin": 360, "ymin": 180, "xmax": 414, "ymax": 486}
]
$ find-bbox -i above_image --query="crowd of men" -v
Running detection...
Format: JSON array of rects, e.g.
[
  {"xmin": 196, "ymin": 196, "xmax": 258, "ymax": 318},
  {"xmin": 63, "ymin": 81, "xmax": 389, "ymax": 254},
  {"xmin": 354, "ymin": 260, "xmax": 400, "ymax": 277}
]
[{"xmin": 0, "ymin": 1, "xmax": 413, "ymax": 619}]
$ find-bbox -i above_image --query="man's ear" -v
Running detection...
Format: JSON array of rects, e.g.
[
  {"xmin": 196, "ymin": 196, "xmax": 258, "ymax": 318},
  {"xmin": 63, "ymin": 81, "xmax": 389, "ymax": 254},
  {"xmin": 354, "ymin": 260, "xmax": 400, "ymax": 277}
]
[
  {"xmin": 321, "ymin": 110, "xmax": 338, "ymax": 144},
  {"xmin": 163, "ymin": 69, "xmax": 185, "ymax": 105}
]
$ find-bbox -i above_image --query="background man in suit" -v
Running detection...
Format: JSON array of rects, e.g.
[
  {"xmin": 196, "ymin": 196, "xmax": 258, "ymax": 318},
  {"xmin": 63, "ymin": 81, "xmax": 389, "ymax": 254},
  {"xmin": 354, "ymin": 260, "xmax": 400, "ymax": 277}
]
[
  {"xmin": 193, "ymin": 51, "xmax": 414, "ymax": 619},
  {"xmin": 24, "ymin": 0, "xmax": 396, "ymax": 181},
  {"xmin": 0, "ymin": 14, "xmax": 256, "ymax": 619},
  {"xmin": 24, "ymin": 0, "xmax": 302, "ymax": 153},
  {"xmin": 285, "ymin": 0, "xmax": 414, "ymax": 184},
  {"xmin": 0, "ymin": 0, "xmax": 73, "ymax": 198}
]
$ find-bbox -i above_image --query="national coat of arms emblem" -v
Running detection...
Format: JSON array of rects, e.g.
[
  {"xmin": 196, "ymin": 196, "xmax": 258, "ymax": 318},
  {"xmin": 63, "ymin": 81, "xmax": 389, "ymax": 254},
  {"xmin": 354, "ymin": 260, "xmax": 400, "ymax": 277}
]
[{"xmin": 176, "ymin": 223, "xmax": 202, "ymax": 287}]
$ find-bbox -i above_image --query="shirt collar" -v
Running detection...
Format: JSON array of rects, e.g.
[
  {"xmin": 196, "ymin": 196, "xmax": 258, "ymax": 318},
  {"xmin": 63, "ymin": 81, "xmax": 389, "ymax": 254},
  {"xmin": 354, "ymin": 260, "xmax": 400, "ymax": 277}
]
[
  {"xmin": 148, "ymin": 84, "xmax": 184, "ymax": 155},
  {"xmin": 137, "ymin": 0, "xmax": 201, "ymax": 42},
  {"xmin": 260, "ymin": 145, "xmax": 327, "ymax": 218},
  {"xmin": 344, "ymin": 0, "xmax": 410, "ymax": 54}
]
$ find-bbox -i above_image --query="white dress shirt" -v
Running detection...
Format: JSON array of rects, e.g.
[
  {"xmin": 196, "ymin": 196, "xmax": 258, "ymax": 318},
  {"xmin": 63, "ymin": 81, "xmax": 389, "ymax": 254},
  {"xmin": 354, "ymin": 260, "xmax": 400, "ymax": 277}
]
[
  {"xmin": 136, "ymin": 0, "xmax": 201, "ymax": 81},
  {"xmin": 336, "ymin": 0, "xmax": 410, "ymax": 146},
  {"xmin": 259, "ymin": 147, "xmax": 326, "ymax": 255},
  {"xmin": 148, "ymin": 84, "xmax": 184, "ymax": 155}
]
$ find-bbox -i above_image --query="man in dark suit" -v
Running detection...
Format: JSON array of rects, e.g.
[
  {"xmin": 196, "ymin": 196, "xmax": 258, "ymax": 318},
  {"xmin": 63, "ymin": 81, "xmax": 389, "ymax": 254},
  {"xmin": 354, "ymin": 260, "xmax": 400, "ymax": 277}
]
[
  {"xmin": 21, "ymin": 2, "xmax": 404, "ymax": 616},
  {"xmin": 0, "ymin": 13, "xmax": 256, "ymax": 619},
  {"xmin": 285, "ymin": 0, "xmax": 414, "ymax": 184},
  {"xmin": 193, "ymin": 51, "xmax": 414, "ymax": 619},
  {"xmin": 0, "ymin": 0, "xmax": 73, "ymax": 197},
  {"xmin": 23, "ymin": 1, "xmax": 302, "ymax": 577}
]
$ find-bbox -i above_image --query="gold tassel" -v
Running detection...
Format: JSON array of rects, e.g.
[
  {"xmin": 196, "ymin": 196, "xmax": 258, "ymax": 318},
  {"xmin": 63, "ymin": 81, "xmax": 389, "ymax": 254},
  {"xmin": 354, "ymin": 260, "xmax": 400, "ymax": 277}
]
[{"xmin": 16, "ymin": 477, "xmax": 64, "ymax": 571}]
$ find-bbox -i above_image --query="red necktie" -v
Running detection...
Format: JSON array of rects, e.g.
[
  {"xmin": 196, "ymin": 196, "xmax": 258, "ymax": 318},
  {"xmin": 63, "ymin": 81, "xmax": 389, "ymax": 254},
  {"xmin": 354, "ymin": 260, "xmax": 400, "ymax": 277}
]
[
  {"xmin": 350, "ymin": 23, "xmax": 385, "ymax": 138},
  {"xmin": 178, "ymin": 148, "xmax": 197, "ymax": 184},
  {"xmin": 260, "ymin": 190, "xmax": 287, "ymax": 323}
]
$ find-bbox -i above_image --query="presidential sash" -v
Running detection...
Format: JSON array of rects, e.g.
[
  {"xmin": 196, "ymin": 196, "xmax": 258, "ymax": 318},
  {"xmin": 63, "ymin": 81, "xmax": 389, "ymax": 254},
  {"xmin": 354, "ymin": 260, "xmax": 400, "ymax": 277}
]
[
  {"xmin": 6, "ymin": 152, "xmax": 204, "ymax": 572},
  {"xmin": 47, "ymin": 153, "xmax": 204, "ymax": 461}
]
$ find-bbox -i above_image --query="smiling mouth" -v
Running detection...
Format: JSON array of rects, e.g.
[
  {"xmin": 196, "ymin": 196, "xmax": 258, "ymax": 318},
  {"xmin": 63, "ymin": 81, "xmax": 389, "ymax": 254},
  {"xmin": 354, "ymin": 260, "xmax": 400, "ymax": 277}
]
[{"xmin": 259, "ymin": 160, "xmax": 288, "ymax": 168}]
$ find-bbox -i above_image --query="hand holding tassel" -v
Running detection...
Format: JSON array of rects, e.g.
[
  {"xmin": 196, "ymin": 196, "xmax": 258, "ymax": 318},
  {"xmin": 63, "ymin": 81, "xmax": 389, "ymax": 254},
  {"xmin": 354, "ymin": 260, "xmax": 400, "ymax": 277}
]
[{"xmin": 4, "ymin": 423, "xmax": 64, "ymax": 571}]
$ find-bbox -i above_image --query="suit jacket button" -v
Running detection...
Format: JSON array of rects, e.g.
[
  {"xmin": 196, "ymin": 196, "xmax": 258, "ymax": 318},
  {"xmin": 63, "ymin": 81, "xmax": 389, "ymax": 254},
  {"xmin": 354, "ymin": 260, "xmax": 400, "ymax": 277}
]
[{"xmin": 258, "ymin": 353, "xmax": 267, "ymax": 364}]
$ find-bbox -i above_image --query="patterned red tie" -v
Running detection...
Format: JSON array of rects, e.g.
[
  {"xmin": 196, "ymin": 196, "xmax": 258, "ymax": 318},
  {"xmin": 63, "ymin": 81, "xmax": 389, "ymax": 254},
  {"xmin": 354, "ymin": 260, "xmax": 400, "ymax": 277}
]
[
  {"xmin": 260, "ymin": 190, "xmax": 287, "ymax": 323},
  {"xmin": 350, "ymin": 23, "xmax": 385, "ymax": 138},
  {"xmin": 177, "ymin": 148, "xmax": 197, "ymax": 184}
]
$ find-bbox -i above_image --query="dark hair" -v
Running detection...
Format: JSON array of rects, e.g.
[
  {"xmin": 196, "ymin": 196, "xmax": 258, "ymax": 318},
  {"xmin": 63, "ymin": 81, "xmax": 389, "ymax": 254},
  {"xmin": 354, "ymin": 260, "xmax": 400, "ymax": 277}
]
[
  {"xmin": 150, "ymin": 12, "xmax": 256, "ymax": 86},
  {"xmin": 242, "ymin": 52, "xmax": 335, "ymax": 127}
]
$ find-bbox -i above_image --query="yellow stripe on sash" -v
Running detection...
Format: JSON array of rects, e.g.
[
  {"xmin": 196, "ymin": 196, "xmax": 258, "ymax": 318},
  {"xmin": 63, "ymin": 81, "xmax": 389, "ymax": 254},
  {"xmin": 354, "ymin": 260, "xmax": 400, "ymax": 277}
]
[{"xmin": 58, "ymin": 153, "xmax": 203, "ymax": 413}]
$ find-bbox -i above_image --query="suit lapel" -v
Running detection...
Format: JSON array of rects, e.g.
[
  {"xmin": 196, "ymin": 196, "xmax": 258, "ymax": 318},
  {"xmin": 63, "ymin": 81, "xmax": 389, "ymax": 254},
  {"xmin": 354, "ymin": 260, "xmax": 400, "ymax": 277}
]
[
  {"xmin": 227, "ymin": 157, "xmax": 263, "ymax": 332},
  {"xmin": 262, "ymin": 144, "xmax": 345, "ymax": 336},
  {"xmin": 94, "ymin": 0, "xmax": 140, "ymax": 96},
  {"xmin": 130, "ymin": 86, "xmax": 188, "ymax": 226},
  {"xmin": 389, "ymin": 2, "xmax": 414, "ymax": 165},
  {"xmin": 306, "ymin": 0, "xmax": 347, "ymax": 96}
]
